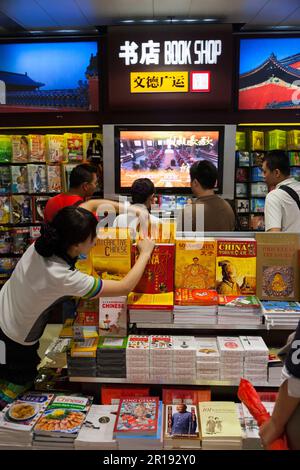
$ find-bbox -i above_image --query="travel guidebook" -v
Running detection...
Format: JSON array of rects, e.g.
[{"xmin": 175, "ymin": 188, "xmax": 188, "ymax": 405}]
[{"xmin": 114, "ymin": 397, "xmax": 159, "ymax": 435}]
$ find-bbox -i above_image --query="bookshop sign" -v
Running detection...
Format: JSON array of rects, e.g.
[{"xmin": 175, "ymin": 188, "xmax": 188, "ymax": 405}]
[{"xmin": 108, "ymin": 25, "xmax": 232, "ymax": 110}]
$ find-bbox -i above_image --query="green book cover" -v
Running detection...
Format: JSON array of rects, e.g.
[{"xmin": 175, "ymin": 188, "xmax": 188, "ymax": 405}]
[{"xmin": 0, "ymin": 135, "xmax": 12, "ymax": 163}]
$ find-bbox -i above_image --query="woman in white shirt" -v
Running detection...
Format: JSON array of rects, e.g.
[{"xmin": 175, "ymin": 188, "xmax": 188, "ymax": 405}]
[{"xmin": 0, "ymin": 206, "xmax": 154, "ymax": 409}]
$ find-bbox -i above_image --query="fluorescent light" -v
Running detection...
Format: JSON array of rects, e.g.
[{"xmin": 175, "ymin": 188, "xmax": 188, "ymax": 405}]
[
  {"xmin": 202, "ymin": 18, "xmax": 217, "ymax": 22},
  {"xmin": 183, "ymin": 19, "xmax": 198, "ymax": 22},
  {"xmin": 121, "ymin": 19, "xmax": 135, "ymax": 23},
  {"xmin": 142, "ymin": 19, "xmax": 157, "ymax": 23}
]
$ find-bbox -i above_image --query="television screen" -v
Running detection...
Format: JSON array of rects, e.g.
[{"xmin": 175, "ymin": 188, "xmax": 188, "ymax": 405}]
[
  {"xmin": 238, "ymin": 37, "xmax": 300, "ymax": 110},
  {"xmin": 115, "ymin": 127, "xmax": 224, "ymax": 194},
  {"xmin": 0, "ymin": 40, "xmax": 98, "ymax": 112}
]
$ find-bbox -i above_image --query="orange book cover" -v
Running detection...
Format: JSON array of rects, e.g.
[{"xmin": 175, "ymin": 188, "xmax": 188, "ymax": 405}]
[
  {"xmin": 127, "ymin": 292, "xmax": 174, "ymax": 309},
  {"xmin": 175, "ymin": 288, "xmax": 218, "ymax": 306},
  {"xmin": 132, "ymin": 243, "xmax": 175, "ymax": 294},
  {"xmin": 175, "ymin": 239, "xmax": 216, "ymax": 290},
  {"xmin": 216, "ymin": 239, "xmax": 256, "ymax": 295}
]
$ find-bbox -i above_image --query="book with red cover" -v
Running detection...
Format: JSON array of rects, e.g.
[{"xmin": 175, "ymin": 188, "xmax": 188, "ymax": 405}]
[
  {"xmin": 175, "ymin": 289, "xmax": 218, "ymax": 306},
  {"xmin": 101, "ymin": 385, "xmax": 150, "ymax": 405},
  {"xmin": 162, "ymin": 388, "xmax": 211, "ymax": 405},
  {"xmin": 131, "ymin": 244, "xmax": 175, "ymax": 294},
  {"xmin": 114, "ymin": 397, "xmax": 159, "ymax": 435}
]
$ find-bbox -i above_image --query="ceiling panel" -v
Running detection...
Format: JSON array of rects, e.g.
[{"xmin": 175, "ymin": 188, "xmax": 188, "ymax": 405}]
[
  {"xmin": 0, "ymin": 0, "xmax": 58, "ymax": 27},
  {"xmin": 280, "ymin": 6, "xmax": 300, "ymax": 24},
  {"xmin": 153, "ymin": 0, "xmax": 192, "ymax": 17},
  {"xmin": 189, "ymin": 0, "xmax": 270, "ymax": 20},
  {"xmin": 36, "ymin": 0, "xmax": 91, "ymax": 27},
  {"xmin": 246, "ymin": 0, "xmax": 300, "ymax": 25},
  {"xmin": 77, "ymin": 0, "xmax": 154, "ymax": 21}
]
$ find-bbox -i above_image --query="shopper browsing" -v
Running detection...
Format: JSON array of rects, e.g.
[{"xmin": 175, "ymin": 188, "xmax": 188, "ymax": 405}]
[
  {"xmin": 0, "ymin": 206, "xmax": 154, "ymax": 409},
  {"xmin": 262, "ymin": 150, "xmax": 300, "ymax": 232}
]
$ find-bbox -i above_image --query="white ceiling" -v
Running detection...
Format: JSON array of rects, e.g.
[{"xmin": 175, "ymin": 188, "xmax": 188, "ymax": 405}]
[{"xmin": 0, "ymin": 0, "xmax": 299, "ymax": 33}]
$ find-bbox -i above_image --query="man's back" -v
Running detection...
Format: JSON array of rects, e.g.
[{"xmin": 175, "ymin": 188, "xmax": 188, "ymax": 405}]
[
  {"xmin": 264, "ymin": 177, "xmax": 300, "ymax": 232},
  {"xmin": 181, "ymin": 195, "xmax": 235, "ymax": 232},
  {"xmin": 44, "ymin": 193, "xmax": 83, "ymax": 223}
]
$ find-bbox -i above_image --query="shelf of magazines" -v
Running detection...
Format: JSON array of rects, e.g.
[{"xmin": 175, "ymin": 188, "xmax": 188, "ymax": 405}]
[
  {"xmin": 68, "ymin": 376, "xmax": 280, "ymax": 387},
  {"xmin": 132, "ymin": 323, "xmax": 296, "ymax": 331}
]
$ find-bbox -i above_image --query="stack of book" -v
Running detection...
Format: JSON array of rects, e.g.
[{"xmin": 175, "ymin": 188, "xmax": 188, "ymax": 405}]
[
  {"xmin": 96, "ymin": 337, "xmax": 128, "ymax": 378},
  {"xmin": 74, "ymin": 405, "xmax": 118, "ymax": 450},
  {"xmin": 33, "ymin": 395, "xmax": 91, "ymax": 449},
  {"xmin": 217, "ymin": 337, "xmax": 244, "ymax": 383},
  {"xmin": 172, "ymin": 336, "xmax": 197, "ymax": 382},
  {"xmin": 199, "ymin": 401, "xmax": 243, "ymax": 450},
  {"xmin": 237, "ymin": 402, "xmax": 275, "ymax": 450},
  {"xmin": 0, "ymin": 392, "xmax": 53, "ymax": 449},
  {"xmin": 195, "ymin": 337, "xmax": 220, "ymax": 381},
  {"xmin": 268, "ymin": 347, "xmax": 283, "ymax": 385},
  {"xmin": 113, "ymin": 397, "xmax": 163, "ymax": 450},
  {"xmin": 261, "ymin": 301, "xmax": 300, "ymax": 329},
  {"xmin": 67, "ymin": 337, "xmax": 98, "ymax": 377},
  {"xmin": 217, "ymin": 295, "xmax": 262, "ymax": 325},
  {"xmin": 150, "ymin": 336, "xmax": 173, "ymax": 381},
  {"xmin": 240, "ymin": 336, "xmax": 269, "ymax": 384},
  {"xmin": 128, "ymin": 244, "xmax": 175, "ymax": 324},
  {"xmin": 174, "ymin": 289, "xmax": 218, "ymax": 325},
  {"xmin": 126, "ymin": 335, "xmax": 150, "ymax": 381}
]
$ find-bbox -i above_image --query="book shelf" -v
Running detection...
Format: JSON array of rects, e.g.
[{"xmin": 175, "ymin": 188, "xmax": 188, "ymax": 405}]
[
  {"xmin": 234, "ymin": 125, "xmax": 300, "ymax": 231},
  {"xmin": 0, "ymin": 125, "xmax": 102, "ymax": 288}
]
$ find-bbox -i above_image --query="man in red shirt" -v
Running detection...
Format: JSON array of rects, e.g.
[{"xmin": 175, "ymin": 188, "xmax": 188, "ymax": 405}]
[{"xmin": 44, "ymin": 163, "xmax": 98, "ymax": 223}]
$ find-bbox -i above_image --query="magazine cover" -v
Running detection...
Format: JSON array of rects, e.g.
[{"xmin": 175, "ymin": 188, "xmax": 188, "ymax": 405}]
[
  {"xmin": 47, "ymin": 165, "xmax": 62, "ymax": 192},
  {"xmin": 250, "ymin": 152, "xmax": 264, "ymax": 167},
  {"xmin": 114, "ymin": 397, "xmax": 159, "ymax": 435},
  {"xmin": 236, "ymin": 151, "xmax": 250, "ymax": 167},
  {"xmin": 236, "ymin": 168, "xmax": 248, "ymax": 183},
  {"xmin": 236, "ymin": 183, "xmax": 248, "ymax": 197},
  {"xmin": 237, "ymin": 215, "xmax": 249, "ymax": 230},
  {"xmin": 64, "ymin": 133, "xmax": 84, "ymax": 162},
  {"xmin": 0, "ymin": 197, "xmax": 10, "ymax": 224},
  {"xmin": 11, "ymin": 227, "xmax": 30, "ymax": 254},
  {"xmin": 235, "ymin": 199, "xmax": 249, "ymax": 213},
  {"xmin": 0, "ymin": 227, "xmax": 12, "ymax": 254},
  {"xmin": 28, "ymin": 134, "xmax": 46, "ymax": 162},
  {"xmin": 251, "ymin": 182, "xmax": 268, "ymax": 197},
  {"xmin": 251, "ymin": 167, "xmax": 264, "ymax": 182},
  {"xmin": 289, "ymin": 151, "xmax": 300, "ymax": 166},
  {"xmin": 27, "ymin": 164, "xmax": 47, "ymax": 193},
  {"xmin": 11, "ymin": 135, "xmax": 29, "ymax": 163},
  {"xmin": 10, "ymin": 195, "xmax": 32, "ymax": 223},
  {"xmin": 250, "ymin": 198, "xmax": 265, "ymax": 213},
  {"xmin": 11, "ymin": 165, "xmax": 28, "ymax": 193},
  {"xmin": 0, "ymin": 135, "xmax": 12, "ymax": 163},
  {"xmin": 0, "ymin": 166, "xmax": 11, "ymax": 194},
  {"xmin": 250, "ymin": 214, "xmax": 265, "ymax": 231},
  {"xmin": 62, "ymin": 163, "xmax": 78, "ymax": 191},
  {"xmin": 46, "ymin": 134, "xmax": 65, "ymax": 163},
  {"xmin": 33, "ymin": 196, "xmax": 49, "ymax": 223}
]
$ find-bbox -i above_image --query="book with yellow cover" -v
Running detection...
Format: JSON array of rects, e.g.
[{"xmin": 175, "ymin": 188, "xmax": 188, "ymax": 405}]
[
  {"xmin": 175, "ymin": 239, "xmax": 216, "ymax": 290},
  {"xmin": 64, "ymin": 133, "xmax": 84, "ymax": 162},
  {"xmin": 287, "ymin": 130, "xmax": 300, "ymax": 150},
  {"xmin": 59, "ymin": 318, "xmax": 75, "ymax": 338},
  {"xmin": 199, "ymin": 401, "xmax": 242, "ymax": 440},
  {"xmin": 256, "ymin": 233, "xmax": 300, "ymax": 301},
  {"xmin": 267, "ymin": 129, "xmax": 287, "ymax": 151},
  {"xmin": 70, "ymin": 337, "xmax": 99, "ymax": 357},
  {"xmin": 249, "ymin": 130, "xmax": 264, "ymax": 151},
  {"xmin": 216, "ymin": 239, "xmax": 256, "ymax": 295},
  {"xmin": 91, "ymin": 228, "xmax": 131, "ymax": 280},
  {"xmin": 235, "ymin": 131, "xmax": 246, "ymax": 151},
  {"xmin": 127, "ymin": 292, "xmax": 174, "ymax": 309}
]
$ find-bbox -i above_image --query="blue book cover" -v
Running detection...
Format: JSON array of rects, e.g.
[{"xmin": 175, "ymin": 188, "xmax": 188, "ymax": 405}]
[
  {"xmin": 250, "ymin": 198, "xmax": 265, "ymax": 213},
  {"xmin": 261, "ymin": 301, "xmax": 300, "ymax": 313},
  {"xmin": 251, "ymin": 167, "xmax": 264, "ymax": 182}
]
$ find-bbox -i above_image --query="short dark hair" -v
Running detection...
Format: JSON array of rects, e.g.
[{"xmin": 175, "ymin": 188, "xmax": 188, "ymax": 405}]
[
  {"xmin": 262, "ymin": 150, "xmax": 290, "ymax": 176},
  {"xmin": 190, "ymin": 160, "xmax": 217, "ymax": 189},
  {"xmin": 69, "ymin": 163, "xmax": 97, "ymax": 188},
  {"xmin": 131, "ymin": 178, "xmax": 155, "ymax": 204},
  {"xmin": 35, "ymin": 206, "xmax": 97, "ymax": 258}
]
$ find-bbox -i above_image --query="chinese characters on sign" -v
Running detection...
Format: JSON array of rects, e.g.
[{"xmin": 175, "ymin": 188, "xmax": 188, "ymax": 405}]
[
  {"xmin": 130, "ymin": 72, "xmax": 189, "ymax": 93},
  {"xmin": 119, "ymin": 39, "xmax": 222, "ymax": 66}
]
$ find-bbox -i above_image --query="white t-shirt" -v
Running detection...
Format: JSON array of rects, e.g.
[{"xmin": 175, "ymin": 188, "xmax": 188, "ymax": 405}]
[
  {"xmin": 264, "ymin": 178, "xmax": 300, "ymax": 232},
  {"xmin": 113, "ymin": 204, "xmax": 160, "ymax": 237},
  {"xmin": 281, "ymin": 365, "xmax": 300, "ymax": 398},
  {"xmin": 0, "ymin": 244, "xmax": 102, "ymax": 345}
]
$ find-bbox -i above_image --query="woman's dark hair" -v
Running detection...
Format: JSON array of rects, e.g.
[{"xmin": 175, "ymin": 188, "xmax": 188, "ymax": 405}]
[
  {"xmin": 131, "ymin": 178, "xmax": 155, "ymax": 204},
  {"xmin": 35, "ymin": 206, "xmax": 97, "ymax": 258}
]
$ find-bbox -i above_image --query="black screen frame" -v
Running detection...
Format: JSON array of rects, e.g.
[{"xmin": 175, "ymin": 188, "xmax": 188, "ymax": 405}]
[{"xmin": 114, "ymin": 125, "xmax": 224, "ymax": 195}]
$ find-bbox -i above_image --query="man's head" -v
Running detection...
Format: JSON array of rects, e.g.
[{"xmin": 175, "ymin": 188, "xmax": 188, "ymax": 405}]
[
  {"xmin": 262, "ymin": 150, "xmax": 290, "ymax": 189},
  {"xmin": 189, "ymin": 160, "xmax": 218, "ymax": 195},
  {"xmin": 69, "ymin": 163, "xmax": 98, "ymax": 197},
  {"xmin": 219, "ymin": 260, "xmax": 237, "ymax": 280},
  {"xmin": 193, "ymin": 257, "xmax": 199, "ymax": 264},
  {"xmin": 131, "ymin": 178, "xmax": 155, "ymax": 209},
  {"xmin": 176, "ymin": 404, "xmax": 187, "ymax": 413}
]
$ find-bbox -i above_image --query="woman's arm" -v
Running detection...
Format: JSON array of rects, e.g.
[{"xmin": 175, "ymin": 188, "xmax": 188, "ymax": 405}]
[
  {"xmin": 259, "ymin": 380, "xmax": 300, "ymax": 448},
  {"xmin": 80, "ymin": 199, "xmax": 149, "ymax": 220},
  {"xmin": 96, "ymin": 238, "xmax": 155, "ymax": 297}
]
